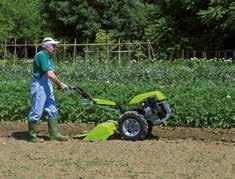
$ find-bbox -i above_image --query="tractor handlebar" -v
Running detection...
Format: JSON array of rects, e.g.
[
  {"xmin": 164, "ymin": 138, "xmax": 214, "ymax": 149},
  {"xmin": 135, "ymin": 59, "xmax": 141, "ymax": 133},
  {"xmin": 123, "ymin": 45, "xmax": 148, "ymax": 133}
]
[
  {"xmin": 68, "ymin": 86, "xmax": 96, "ymax": 103},
  {"xmin": 67, "ymin": 86, "xmax": 124, "ymax": 112}
]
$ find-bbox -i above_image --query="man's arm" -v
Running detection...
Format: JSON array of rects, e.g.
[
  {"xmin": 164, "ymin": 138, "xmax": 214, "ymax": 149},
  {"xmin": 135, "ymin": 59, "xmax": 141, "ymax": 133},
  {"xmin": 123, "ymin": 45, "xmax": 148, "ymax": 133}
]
[{"xmin": 47, "ymin": 71, "xmax": 68, "ymax": 90}]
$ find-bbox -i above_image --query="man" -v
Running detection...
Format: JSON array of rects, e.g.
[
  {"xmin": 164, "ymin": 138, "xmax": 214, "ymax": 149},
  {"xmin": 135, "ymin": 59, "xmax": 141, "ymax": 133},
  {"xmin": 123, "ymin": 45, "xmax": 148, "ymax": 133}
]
[{"xmin": 28, "ymin": 37, "xmax": 69, "ymax": 142}]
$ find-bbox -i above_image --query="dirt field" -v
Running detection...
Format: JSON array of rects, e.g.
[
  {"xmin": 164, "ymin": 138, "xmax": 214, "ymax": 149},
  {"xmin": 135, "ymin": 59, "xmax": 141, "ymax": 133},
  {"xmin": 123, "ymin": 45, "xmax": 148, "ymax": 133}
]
[{"xmin": 0, "ymin": 122, "xmax": 234, "ymax": 179}]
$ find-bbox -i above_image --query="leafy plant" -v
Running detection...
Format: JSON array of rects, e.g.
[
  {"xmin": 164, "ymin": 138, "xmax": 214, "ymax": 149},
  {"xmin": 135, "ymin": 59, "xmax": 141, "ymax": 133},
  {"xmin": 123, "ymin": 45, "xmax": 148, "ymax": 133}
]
[{"xmin": 0, "ymin": 60, "xmax": 234, "ymax": 128}]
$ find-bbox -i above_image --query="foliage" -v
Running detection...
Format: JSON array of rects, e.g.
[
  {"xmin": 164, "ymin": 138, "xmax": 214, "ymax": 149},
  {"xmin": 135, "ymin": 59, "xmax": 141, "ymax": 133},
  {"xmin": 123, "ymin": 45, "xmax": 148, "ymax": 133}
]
[
  {"xmin": 225, "ymin": 2, "xmax": 235, "ymax": 45},
  {"xmin": 94, "ymin": 30, "xmax": 117, "ymax": 62},
  {"xmin": 197, "ymin": 0, "xmax": 233, "ymax": 49},
  {"xmin": 40, "ymin": 0, "xmax": 146, "ymax": 41},
  {"xmin": 0, "ymin": 0, "xmax": 48, "ymax": 42},
  {"xmin": 145, "ymin": 0, "xmax": 235, "ymax": 50},
  {"xmin": 0, "ymin": 0, "xmax": 234, "ymax": 51},
  {"xmin": 0, "ymin": 60, "xmax": 234, "ymax": 128}
]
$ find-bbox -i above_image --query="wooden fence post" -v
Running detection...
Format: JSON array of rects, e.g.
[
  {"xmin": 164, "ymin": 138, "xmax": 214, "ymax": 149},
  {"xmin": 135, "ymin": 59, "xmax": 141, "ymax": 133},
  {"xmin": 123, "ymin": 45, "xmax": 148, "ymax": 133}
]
[
  {"xmin": 118, "ymin": 39, "xmax": 121, "ymax": 64},
  {"xmin": 14, "ymin": 38, "xmax": 17, "ymax": 66},
  {"xmin": 73, "ymin": 38, "xmax": 77, "ymax": 63},
  {"xmin": 96, "ymin": 47, "xmax": 99, "ymax": 63},
  {"xmin": 128, "ymin": 40, "xmax": 131, "ymax": 61},
  {"xmin": 170, "ymin": 50, "xmax": 173, "ymax": 60},
  {"xmin": 35, "ymin": 39, "xmax": 38, "ymax": 54},
  {"xmin": 3, "ymin": 39, "xmax": 7, "ymax": 66},
  {"xmin": 24, "ymin": 40, "xmax": 28, "ymax": 59},
  {"xmin": 202, "ymin": 51, "xmax": 204, "ymax": 59},
  {"xmin": 148, "ymin": 39, "xmax": 151, "ymax": 62},
  {"xmin": 52, "ymin": 39, "xmax": 57, "ymax": 65},
  {"xmin": 181, "ymin": 49, "xmax": 184, "ymax": 59},
  {"xmin": 63, "ymin": 41, "xmax": 67, "ymax": 62},
  {"xmin": 149, "ymin": 41, "xmax": 156, "ymax": 61},
  {"xmin": 85, "ymin": 39, "xmax": 89, "ymax": 63},
  {"xmin": 106, "ymin": 39, "xmax": 109, "ymax": 62},
  {"xmin": 137, "ymin": 43, "xmax": 140, "ymax": 62}
]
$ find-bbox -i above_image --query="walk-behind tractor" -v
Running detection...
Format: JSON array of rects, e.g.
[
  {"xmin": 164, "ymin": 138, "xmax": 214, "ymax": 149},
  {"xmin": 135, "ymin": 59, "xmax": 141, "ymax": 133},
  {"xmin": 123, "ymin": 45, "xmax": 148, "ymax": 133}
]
[{"xmin": 68, "ymin": 86, "xmax": 171, "ymax": 141}]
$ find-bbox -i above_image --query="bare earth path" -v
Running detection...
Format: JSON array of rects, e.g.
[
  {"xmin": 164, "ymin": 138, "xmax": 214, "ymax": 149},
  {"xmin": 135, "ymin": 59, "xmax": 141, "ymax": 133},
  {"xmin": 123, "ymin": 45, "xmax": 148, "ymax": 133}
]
[{"xmin": 0, "ymin": 122, "xmax": 234, "ymax": 179}]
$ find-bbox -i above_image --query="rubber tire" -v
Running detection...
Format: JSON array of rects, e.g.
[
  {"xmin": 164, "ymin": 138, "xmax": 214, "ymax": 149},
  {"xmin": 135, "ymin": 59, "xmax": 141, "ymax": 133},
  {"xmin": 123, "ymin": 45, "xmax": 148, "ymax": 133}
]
[
  {"xmin": 117, "ymin": 111, "xmax": 148, "ymax": 141},
  {"xmin": 146, "ymin": 121, "xmax": 153, "ymax": 138}
]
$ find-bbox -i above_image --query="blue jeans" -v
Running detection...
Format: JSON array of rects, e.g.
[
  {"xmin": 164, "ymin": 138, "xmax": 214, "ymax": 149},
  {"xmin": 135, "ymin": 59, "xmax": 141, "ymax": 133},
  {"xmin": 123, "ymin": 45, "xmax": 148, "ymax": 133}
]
[{"xmin": 28, "ymin": 74, "xmax": 58, "ymax": 123}]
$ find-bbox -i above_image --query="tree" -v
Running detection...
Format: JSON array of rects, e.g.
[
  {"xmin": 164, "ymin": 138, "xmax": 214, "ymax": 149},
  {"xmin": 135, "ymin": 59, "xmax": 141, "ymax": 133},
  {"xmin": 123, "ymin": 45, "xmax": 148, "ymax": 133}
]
[
  {"xmin": 197, "ymin": 0, "xmax": 234, "ymax": 49},
  {"xmin": 144, "ymin": 0, "xmax": 235, "ymax": 50},
  {"xmin": 224, "ymin": 1, "xmax": 235, "ymax": 49},
  {"xmin": 0, "ymin": 0, "xmax": 47, "ymax": 42},
  {"xmin": 40, "ymin": 0, "xmax": 146, "ymax": 42}
]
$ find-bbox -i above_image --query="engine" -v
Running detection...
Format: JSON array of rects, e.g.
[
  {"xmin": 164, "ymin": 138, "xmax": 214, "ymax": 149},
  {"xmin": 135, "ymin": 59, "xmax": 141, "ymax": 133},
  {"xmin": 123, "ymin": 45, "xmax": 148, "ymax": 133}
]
[{"xmin": 141, "ymin": 96, "xmax": 171, "ymax": 125}]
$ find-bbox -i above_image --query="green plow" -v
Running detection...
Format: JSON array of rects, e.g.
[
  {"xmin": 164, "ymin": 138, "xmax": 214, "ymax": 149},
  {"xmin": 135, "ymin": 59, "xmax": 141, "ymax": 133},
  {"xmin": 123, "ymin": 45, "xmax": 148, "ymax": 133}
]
[{"xmin": 74, "ymin": 120, "xmax": 117, "ymax": 141}]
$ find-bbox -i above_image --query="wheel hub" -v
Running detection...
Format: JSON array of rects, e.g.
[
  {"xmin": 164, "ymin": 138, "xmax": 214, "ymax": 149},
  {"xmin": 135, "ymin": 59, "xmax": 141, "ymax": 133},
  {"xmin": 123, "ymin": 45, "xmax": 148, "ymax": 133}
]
[{"xmin": 122, "ymin": 118, "xmax": 140, "ymax": 137}]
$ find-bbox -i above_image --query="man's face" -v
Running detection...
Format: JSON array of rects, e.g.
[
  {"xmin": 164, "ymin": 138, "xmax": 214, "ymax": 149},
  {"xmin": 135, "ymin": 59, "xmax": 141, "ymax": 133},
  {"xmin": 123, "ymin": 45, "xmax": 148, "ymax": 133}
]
[{"xmin": 45, "ymin": 44, "xmax": 56, "ymax": 55}]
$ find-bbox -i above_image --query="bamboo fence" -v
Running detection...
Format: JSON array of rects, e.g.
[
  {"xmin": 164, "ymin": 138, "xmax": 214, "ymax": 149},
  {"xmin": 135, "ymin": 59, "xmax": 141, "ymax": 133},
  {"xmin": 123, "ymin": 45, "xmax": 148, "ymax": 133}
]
[{"xmin": 0, "ymin": 38, "xmax": 234, "ymax": 66}]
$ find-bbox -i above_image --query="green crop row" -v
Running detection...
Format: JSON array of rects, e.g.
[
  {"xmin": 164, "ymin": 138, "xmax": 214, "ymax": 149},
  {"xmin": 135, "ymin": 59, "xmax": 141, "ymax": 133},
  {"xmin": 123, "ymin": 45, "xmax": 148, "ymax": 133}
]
[{"xmin": 0, "ymin": 60, "xmax": 234, "ymax": 128}]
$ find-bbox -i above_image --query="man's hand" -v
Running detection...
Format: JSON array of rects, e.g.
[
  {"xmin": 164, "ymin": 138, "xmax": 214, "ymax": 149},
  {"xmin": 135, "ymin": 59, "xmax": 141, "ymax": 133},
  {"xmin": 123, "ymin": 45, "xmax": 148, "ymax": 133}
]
[
  {"xmin": 46, "ymin": 71, "xmax": 69, "ymax": 91},
  {"xmin": 59, "ymin": 82, "xmax": 69, "ymax": 90}
]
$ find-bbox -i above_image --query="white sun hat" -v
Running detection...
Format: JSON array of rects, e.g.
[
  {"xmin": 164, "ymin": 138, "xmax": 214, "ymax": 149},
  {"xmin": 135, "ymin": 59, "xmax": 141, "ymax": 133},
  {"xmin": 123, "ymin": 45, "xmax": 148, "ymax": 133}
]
[{"xmin": 41, "ymin": 37, "xmax": 60, "ymax": 45}]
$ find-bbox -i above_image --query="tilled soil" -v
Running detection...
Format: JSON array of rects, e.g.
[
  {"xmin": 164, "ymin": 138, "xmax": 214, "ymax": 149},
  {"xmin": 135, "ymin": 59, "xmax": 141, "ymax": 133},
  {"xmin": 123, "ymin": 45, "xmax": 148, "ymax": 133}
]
[
  {"xmin": 0, "ymin": 122, "xmax": 234, "ymax": 179},
  {"xmin": 0, "ymin": 121, "xmax": 234, "ymax": 143}
]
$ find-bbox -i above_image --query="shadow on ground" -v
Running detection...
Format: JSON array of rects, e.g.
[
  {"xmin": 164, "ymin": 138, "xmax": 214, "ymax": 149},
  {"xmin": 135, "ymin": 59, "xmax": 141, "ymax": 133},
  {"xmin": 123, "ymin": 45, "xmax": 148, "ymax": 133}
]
[
  {"xmin": 106, "ymin": 133, "xmax": 160, "ymax": 141},
  {"xmin": 11, "ymin": 131, "xmax": 49, "ymax": 141}
]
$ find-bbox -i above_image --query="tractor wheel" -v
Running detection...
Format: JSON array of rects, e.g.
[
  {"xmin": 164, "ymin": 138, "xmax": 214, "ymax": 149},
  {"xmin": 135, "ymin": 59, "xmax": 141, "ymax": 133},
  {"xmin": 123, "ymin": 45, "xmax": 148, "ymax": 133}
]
[
  {"xmin": 146, "ymin": 121, "xmax": 153, "ymax": 138},
  {"xmin": 117, "ymin": 111, "xmax": 148, "ymax": 141}
]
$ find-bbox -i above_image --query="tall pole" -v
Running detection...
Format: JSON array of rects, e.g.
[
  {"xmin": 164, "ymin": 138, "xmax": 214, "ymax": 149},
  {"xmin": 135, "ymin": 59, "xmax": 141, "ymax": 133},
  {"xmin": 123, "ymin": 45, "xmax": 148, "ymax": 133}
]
[
  {"xmin": 14, "ymin": 38, "xmax": 17, "ymax": 66},
  {"xmin": 3, "ymin": 39, "xmax": 7, "ymax": 67},
  {"xmin": 118, "ymin": 39, "xmax": 121, "ymax": 64},
  {"xmin": 73, "ymin": 38, "xmax": 77, "ymax": 64}
]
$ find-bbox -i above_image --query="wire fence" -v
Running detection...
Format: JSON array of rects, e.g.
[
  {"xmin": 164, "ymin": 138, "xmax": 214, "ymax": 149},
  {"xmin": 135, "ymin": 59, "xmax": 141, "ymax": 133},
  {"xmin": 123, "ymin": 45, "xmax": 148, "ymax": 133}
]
[{"xmin": 0, "ymin": 38, "xmax": 234, "ymax": 66}]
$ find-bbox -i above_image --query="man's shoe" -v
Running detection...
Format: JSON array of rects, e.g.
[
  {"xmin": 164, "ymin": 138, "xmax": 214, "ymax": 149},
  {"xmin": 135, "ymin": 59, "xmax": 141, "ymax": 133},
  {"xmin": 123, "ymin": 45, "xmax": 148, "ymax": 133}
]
[{"xmin": 48, "ymin": 118, "xmax": 69, "ymax": 141}]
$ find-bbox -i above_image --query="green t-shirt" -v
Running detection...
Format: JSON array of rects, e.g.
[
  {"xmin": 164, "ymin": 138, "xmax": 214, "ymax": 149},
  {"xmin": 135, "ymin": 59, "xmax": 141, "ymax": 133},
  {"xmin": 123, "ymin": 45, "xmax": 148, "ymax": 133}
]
[{"xmin": 32, "ymin": 50, "xmax": 53, "ymax": 79}]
